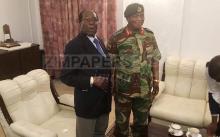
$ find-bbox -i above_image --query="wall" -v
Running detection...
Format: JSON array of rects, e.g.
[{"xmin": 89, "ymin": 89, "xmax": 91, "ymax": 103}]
[
  {"xmin": 181, "ymin": 0, "xmax": 220, "ymax": 61},
  {"xmin": 117, "ymin": 0, "xmax": 220, "ymax": 62},
  {"xmin": 0, "ymin": 0, "xmax": 43, "ymax": 48},
  {"xmin": 1, "ymin": 0, "xmax": 219, "ymax": 58}
]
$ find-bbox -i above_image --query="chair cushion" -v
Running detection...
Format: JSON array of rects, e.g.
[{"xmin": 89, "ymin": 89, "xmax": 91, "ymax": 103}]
[
  {"xmin": 41, "ymin": 109, "xmax": 76, "ymax": 137},
  {"xmin": 174, "ymin": 59, "xmax": 195, "ymax": 97},
  {"xmin": 164, "ymin": 56, "xmax": 179, "ymax": 95},
  {"xmin": 13, "ymin": 75, "xmax": 38, "ymax": 100},
  {"xmin": 11, "ymin": 75, "xmax": 59, "ymax": 125},
  {"xmin": 190, "ymin": 60, "xmax": 208, "ymax": 100},
  {"xmin": 150, "ymin": 94, "xmax": 206, "ymax": 127},
  {"xmin": 0, "ymin": 80, "xmax": 22, "ymax": 109},
  {"xmin": 164, "ymin": 57, "xmax": 208, "ymax": 100},
  {"xmin": 27, "ymin": 69, "xmax": 51, "ymax": 92},
  {"xmin": 10, "ymin": 120, "xmax": 57, "ymax": 137}
]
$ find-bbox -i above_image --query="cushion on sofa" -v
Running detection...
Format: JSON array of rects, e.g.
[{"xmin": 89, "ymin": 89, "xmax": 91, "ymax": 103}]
[
  {"xmin": 41, "ymin": 109, "xmax": 76, "ymax": 137},
  {"xmin": 150, "ymin": 56, "xmax": 212, "ymax": 128},
  {"xmin": 150, "ymin": 94, "xmax": 206, "ymax": 127}
]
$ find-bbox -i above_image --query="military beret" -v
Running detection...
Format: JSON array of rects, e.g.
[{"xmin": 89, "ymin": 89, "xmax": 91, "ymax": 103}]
[{"xmin": 124, "ymin": 3, "xmax": 144, "ymax": 17}]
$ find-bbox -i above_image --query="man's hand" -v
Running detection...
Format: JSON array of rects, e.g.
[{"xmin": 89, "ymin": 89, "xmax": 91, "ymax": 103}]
[
  {"xmin": 207, "ymin": 122, "xmax": 217, "ymax": 137},
  {"xmin": 151, "ymin": 80, "xmax": 159, "ymax": 101},
  {"xmin": 151, "ymin": 60, "xmax": 159, "ymax": 99},
  {"xmin": 93, "ymin": 76, "xmax": 109, "ymax": 92},
  {"xmin": 152, "ymin": 81, "xmax": 159, "ymax": 95}
]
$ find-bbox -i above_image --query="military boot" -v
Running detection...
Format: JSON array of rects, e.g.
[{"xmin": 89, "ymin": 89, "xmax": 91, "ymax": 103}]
[
  {"xmin": 131, "ymin": 125, "xmax": 148, "ymax": 137},
  {"xmin": 113, "ymin": 128, "xmax": 129, "ymax": 137}
]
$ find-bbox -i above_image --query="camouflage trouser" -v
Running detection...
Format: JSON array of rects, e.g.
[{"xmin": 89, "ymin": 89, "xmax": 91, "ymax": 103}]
[{"xmin": 114, "ymin": 94, "xmax": 152, "ymax": 137}]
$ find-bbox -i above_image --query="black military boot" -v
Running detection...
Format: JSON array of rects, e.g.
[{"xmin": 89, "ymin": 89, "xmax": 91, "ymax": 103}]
[
  {"xmin": 131, "ymin": 125, "xmax": 148, "ymax": 137},
  {"xmin": 113, "ymin": 127, "xmax": 129, "ymax": 137}
]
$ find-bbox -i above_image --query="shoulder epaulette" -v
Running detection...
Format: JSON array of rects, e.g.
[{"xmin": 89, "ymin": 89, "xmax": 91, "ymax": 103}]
[
  {"xmin": 112, "ymin": 28, "xmax": 125, "ymax": 37},
  {"xmin": 144, "ymin": 28, "xmax": 154, "ymax": 34},
  {"xmin": 111, "ymin": 27, "xmax": 128, "ymax": 43}
]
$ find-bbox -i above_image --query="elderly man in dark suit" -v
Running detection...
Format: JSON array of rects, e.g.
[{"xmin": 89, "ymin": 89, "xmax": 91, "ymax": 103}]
[{"xmin": 60, "ymin": 10, "xmax": 112, "ymax": 137}]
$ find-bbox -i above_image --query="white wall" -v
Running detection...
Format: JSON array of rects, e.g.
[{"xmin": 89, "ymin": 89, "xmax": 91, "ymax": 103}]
[
  {"xmin": 118, "ymin": 0, "xmax": 220, "ymax": 62},
  {"xmin": 181, "ymin": 0, "xmax": 220, "ymax": 61},
  {"xmin": 1, "ymin": 0, "xmax": 219, "ymax": 56},
  {"xmin": 0, "ymin": 0, "xmax": 43, "ymax": 48}
]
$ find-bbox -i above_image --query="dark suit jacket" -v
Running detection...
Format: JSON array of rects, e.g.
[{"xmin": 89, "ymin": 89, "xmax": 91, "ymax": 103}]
[{"xmin": 60, "ymin": 33, "xmax": 112, "ymax": 118}]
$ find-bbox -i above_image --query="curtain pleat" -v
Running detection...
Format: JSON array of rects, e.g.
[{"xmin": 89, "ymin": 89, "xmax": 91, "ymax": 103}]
[{"xmin": 39, "ymin": 0, "xmax": 116, "ymax": 78}]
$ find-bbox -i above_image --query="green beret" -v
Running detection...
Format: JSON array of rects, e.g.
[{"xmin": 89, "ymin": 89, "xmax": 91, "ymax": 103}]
[{"xmin": 124, "ymin": 3, "xmax": 144, "ymax": 17}]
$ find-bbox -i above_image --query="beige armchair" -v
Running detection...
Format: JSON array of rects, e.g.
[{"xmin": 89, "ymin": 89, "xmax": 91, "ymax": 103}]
[
  {"xmin": 0, "ymin": 69, "xmax": 75, "ymax": 137},
  {"xmin": 150, "ymin": 56, "xmax": 212, "ymax": 128}
]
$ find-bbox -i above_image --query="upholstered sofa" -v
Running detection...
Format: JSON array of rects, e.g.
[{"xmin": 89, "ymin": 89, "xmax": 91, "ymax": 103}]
[
  {"xmin": 0, "ymin": 69, "xmax": 75, "ymax": 137},
  {"xmin": 150, "ymin": 56, "xmax": 212, "ymax": 128}
]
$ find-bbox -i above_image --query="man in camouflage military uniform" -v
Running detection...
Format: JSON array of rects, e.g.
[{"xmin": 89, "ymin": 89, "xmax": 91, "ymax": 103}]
[{"xmin": 107, "ymin": 3, "xmax": 161, "ymax": 137}]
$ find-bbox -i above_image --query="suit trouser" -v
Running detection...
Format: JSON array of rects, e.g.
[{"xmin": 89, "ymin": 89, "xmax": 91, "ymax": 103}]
[
  {"xmin": 114, "ymin": 94, "xmax": 151, "ymax": 137},
  {"xmin": 76, "ymin": 114, "xmax": 109, "ymax": 137}
]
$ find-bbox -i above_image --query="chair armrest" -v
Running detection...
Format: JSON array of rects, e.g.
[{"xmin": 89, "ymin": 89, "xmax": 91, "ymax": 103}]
[
  {"xmin": 154, "ymin": 81, "xmax": 165, "ymax": 100},
  {"xmin": 10, "ymin": 121, "xmax": 57, "ymax": 137},
  {"xmin": 58, "ymin": 94, "xmax": 74, "ymax": 107}
]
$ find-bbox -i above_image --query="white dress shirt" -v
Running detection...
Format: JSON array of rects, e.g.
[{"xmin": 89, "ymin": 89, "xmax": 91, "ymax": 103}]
[{"xmin": 87, "ymin": 35, "xmax": 99, "ymax": 49}]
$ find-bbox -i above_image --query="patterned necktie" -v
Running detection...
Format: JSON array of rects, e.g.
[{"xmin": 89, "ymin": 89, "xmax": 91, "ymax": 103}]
[{"xmin": 93, "ymin": 38, "xmax": 106, "ymax": 57}]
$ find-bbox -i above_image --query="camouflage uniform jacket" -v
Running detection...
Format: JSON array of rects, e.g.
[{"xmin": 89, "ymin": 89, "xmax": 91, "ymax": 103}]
[{"xmin": 108, "ymin": 27, "xmax": 161, "ymax": 97}]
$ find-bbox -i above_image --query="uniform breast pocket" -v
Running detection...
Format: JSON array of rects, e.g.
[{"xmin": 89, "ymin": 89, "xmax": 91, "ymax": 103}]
[
  {"xmin": 144, "ymin": 45, "xmax": 154, "ymax": 55},
  {"xmin": 118, "ymin": 44, "xmax": 133, "ymax": 55},
  {"xmin": 142, "ymin": 44, "xmax": 154, "ymax": 60},
  {"xmin": 143, "ymin": 37, "xmax": 154, "ymax": 54}
]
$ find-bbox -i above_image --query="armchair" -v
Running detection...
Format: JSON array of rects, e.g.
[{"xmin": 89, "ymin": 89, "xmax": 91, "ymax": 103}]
[
  {"xmin": 0, "ymin": 69, "xmax": 75, "ymax": 137},
  {"xmin": 150, "ymin": 56, "xmax": 212, "ymax": 128}
]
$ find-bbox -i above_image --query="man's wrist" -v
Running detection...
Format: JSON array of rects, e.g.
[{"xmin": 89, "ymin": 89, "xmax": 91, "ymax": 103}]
[{"xmin": 153, "ymin": 79, "xmax": 159, "ymax": 83}]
